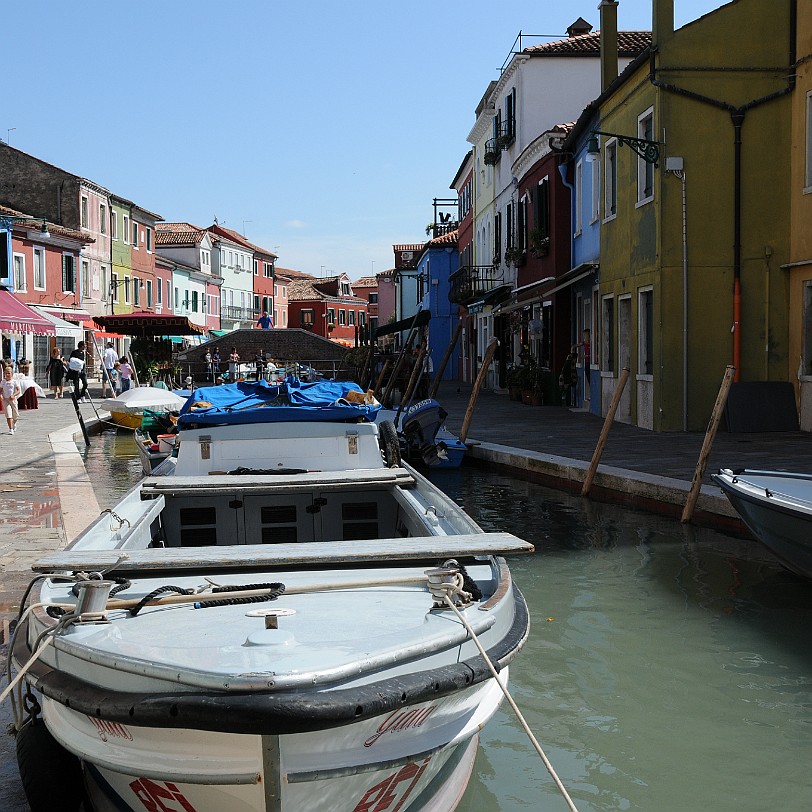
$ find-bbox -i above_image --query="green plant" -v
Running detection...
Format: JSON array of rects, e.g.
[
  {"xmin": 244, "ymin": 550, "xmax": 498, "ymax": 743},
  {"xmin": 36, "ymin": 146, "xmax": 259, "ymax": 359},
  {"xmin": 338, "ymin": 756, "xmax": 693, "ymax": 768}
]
[
  {"xmin": 504, "ymin": 246, "xmax": 525, "ymax": 266},
  {"xmin": 529, "ymin": 228, "xmax": 550, "ymax": 256}
]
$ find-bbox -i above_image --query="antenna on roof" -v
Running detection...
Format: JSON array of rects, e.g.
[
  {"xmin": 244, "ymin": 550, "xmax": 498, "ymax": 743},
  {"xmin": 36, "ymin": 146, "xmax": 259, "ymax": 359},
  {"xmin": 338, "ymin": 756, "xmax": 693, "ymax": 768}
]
[{"xmin": 213, "ymin": 216, "xmax": 219, "ymax": 225}]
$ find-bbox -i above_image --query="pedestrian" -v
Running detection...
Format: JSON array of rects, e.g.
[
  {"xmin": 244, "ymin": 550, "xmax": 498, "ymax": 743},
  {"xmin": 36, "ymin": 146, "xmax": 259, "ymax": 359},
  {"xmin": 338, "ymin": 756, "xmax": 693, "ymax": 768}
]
[
  {"xmin": 45, "ymin": 346, "xmax": 66, "ymax": 399},
  {"xmin": 254, "ymin": 351, "xmax": 265, "ymax": 382},
  {"xmin": 1, "ymin": 364, "xmax": 21, "ymax": 435},
  {"xmin": 119, "ymin": 356, "xmax": 133, "ymax": 392},
  {"xmin": 110, "ymin": 361, "xmax": 121, "ymax": 395},
  {"xmin": 67, "ymin": 341, "xmax": 89, "ymax": 401},
  {"xmin": 101, "ymin": 342, "xmax": 119, "ymax": 398},
  {"xmin": 204, "ymin": 349, "xmax": 213, "ymax": 381},
  {"xmin": 228, "ymin": 347, "xmax": 240, "ymax": 381},
  {"xmin": 212, "ymin": 348, "xmax": 221, "ymax": 380},
  {"xmin": 256, "ymin": 310, "xmax": 273, "ymax": 329}
]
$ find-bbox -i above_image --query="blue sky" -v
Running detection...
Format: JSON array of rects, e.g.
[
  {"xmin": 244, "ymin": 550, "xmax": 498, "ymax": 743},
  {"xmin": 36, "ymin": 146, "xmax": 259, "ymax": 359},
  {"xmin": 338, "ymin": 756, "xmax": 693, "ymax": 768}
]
[{"xmin": 4, "ymin": 1, "xmax": 722, "ymax": 280}]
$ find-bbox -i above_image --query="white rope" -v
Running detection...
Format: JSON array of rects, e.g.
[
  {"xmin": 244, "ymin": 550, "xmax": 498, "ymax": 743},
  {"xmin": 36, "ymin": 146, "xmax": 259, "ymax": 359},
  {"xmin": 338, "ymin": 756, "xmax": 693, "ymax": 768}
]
[
  {"xmin": 441, "ymin": 589, "xmax": 581, "ymax": 812},
  {"xmin": 0, "ymin": 636, "xmax": 54, "ymax": 706}
]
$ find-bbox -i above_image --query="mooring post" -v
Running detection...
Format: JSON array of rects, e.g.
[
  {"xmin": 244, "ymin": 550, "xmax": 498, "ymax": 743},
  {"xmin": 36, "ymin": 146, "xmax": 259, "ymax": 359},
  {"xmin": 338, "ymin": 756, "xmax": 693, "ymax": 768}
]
[
  {"xmin": 581, "ymin": 367, "xmax": 629, "ymax": 497},
  {"xmin": 681, "ymin": 365, "xmax": 736, "ymax": 524},
  {"xmin": 71, "ymin": 391, "xmax": 91, "ymax": 447},
  {"xmin": 460, "ymin": 338, "xmax": 499, "ymax": 445},
  {"xmin": 428, "ymin": 319, "xmax": 463, "ymax": 400}
]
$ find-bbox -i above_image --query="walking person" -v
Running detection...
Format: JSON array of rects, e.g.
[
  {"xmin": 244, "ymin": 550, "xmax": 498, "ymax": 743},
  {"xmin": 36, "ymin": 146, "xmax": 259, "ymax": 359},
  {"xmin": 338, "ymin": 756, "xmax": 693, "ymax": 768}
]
[
  {"xmin": 118, "ymin": 357, "xmax": 133, "ymax": 393},
  {"xmin": 101, "ymin": 342, "xmax": 119, "ymax": 398},
  {"xmin": 256, "ymin": 310, "xmax": 273, "ymax": 329},
  {"xmin": 1, "ymin": 364, "xmax": 22, "ymax": 435},
  {"xmin": 67, "ymin": 341, "xmax": 89, "ymax": 401},
  {"xmin": 45, "ymin": 346, "xmax": 66, "ymax": 399},
  {"xmin": 228, "ymin": 347, "xmax": 240, "ymax": 381}
]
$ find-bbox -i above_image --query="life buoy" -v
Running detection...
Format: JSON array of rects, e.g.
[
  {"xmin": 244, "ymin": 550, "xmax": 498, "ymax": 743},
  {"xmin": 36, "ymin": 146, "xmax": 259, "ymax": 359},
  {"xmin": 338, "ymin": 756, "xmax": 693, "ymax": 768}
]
[
  {"xmin": 16, "ymin": 718, "xmax": 86, "ymax": 812},
  {"xmin": 378, "ymin": 420, "xmax": 402, "ymax": 468}
]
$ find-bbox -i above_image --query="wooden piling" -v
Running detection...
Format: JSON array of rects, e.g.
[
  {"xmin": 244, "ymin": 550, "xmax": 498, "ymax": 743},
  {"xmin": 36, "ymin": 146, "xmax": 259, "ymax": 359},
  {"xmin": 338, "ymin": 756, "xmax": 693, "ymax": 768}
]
[
  {"xmin": 459, "ymin": 338, "xmax": 499, "ymax": 444},
  {"xmin": 373, "ymin": 359, "xmax": 392, "ymax": 399},
  {"xmin": 581, "ymin": 367, "xmax": 629, "ymax": 497},
  {"xmin": 681, "ymin": 365, "xmax": 735, "ymax": 524},
  {"xmin": 359, "ymin": 345, "xmax": 375, "ymax": 389},
  {"xmin": 428, "ymin": 319, "xmax": 463, "ymax": 400}
]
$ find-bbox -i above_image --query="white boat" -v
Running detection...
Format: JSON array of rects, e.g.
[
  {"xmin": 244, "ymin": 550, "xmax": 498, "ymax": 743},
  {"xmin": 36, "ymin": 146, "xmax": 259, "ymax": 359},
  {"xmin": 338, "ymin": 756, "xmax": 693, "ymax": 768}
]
[
  {"xmin": 11, "ymin": 378, "xmax": 532, "ymax": 812},
  {"xmin": 713, "ymin": 468, "xmax": 812, "ymax": 580}
]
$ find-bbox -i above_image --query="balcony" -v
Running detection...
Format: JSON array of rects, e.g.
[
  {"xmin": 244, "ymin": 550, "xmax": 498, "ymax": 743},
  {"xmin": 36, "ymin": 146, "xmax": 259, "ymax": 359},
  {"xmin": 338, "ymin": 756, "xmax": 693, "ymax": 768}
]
[
  {"xmin": 448, "ymin": 265, "xmax": 504, "ymax": 305},
  {"xmin": 221, "ymin": 305, "xmax": 260, "ymax": 323},
  {"xmin": 496, "ymin": 119, "xmax": 515, "ymax": 150},
  {"xmin": 484, "ymin": 138, "xmax": 499, "ymax": 165}
]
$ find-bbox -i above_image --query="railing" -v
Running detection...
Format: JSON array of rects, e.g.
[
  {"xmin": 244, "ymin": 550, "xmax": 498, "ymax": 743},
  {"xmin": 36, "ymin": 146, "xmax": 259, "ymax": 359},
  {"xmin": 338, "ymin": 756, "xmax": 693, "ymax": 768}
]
[
  {"xmin": 448, "ymin": 265, "xmax": 504, "ymax": 305},
  {"xmin": 484, "ymin": 138, "xmax": 499, "ymax": 165},
  {"xmin": 221, "ymin": 305, "xmax": 260, "ymax": 322}
]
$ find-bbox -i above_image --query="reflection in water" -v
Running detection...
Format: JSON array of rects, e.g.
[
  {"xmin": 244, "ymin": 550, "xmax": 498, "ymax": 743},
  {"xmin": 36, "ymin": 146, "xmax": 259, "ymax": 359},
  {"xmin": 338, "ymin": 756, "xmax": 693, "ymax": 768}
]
[{"xmin": 439, "ymin": 468, "xmax": 812, "ymax": 812}]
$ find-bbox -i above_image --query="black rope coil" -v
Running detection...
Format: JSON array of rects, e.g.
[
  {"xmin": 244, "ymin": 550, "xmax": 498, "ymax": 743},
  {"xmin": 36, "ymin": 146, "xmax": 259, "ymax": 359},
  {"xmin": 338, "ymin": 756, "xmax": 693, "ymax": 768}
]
[
  {"xmin": 195, "ymin": 582, "xmax": 285, "ymax": 609},
  {"xmin": 129, "ymin": 585, "xmax": 195, "ymax": 616}
]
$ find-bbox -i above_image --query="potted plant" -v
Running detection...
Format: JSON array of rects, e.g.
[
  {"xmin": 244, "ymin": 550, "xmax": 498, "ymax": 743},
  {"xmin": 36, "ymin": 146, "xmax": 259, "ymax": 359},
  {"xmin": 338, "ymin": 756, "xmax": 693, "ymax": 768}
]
[
  {"xmin": 505, "ymin": 366, "xmax": 522, "ymax": 401},
  {"xmin": 484, "ymin": 149, "xmax": 498, "ymax": 165},
  {"xmin": 504, "ymin": 246, "xmax": 525, "ymax": 267},
  {"xmin": 529, "ymin": 228, "xmax": 550, "ymax": 256}
]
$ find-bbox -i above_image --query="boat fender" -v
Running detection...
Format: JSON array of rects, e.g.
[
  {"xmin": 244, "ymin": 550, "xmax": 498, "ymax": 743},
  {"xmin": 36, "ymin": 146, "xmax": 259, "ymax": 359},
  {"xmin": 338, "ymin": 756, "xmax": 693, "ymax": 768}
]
[
  {"xmin": 378, "ymin": 420, "xmax": 401, "ymax": 468},
  {"xmin": 16, "ymin": 718, "xmax": 86, "ymax": 812}
]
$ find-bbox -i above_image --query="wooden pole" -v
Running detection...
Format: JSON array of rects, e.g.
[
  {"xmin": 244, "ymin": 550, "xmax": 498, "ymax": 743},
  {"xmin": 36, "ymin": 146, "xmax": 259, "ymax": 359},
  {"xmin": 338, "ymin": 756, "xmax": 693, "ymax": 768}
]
[
  {"xmin": 459, "ymin": 338, "xmax": 499, "ymax": 445},
  {"xmin": 70, "ymin": 391, "xmax": 91, "ymax": 447},
  {"xmin": 359, "ymin": 345, "xmax": 375, "ymax": 390},
  {"xmin": 399, "ymin": 343, "xmax": 427, "ymax": 416},
  {"xmin": 428, "ymin": 319, "xmax": 463, "ymax": 400},
  {"xmin": 581, "ymin": 367, "xmax": 629, "ymax": 497},
  {"xmin": 681, "ymin": 365, "xmax": 736, "ymax": 524},
  {"xmin": 382, "ymin": 343, "xmax": 415, "ymax": 407},
  {"xmin": 373, "ymin": 358, "xmax": 392, "ymax": 399}
]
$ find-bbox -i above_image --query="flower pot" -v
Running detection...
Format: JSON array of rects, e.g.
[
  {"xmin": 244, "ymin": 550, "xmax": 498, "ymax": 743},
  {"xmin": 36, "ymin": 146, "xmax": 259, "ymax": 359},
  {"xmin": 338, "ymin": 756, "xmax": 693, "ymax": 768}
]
[{"xmin": 521, "ymin": 389, "xmax": 533, "ymax": 405}]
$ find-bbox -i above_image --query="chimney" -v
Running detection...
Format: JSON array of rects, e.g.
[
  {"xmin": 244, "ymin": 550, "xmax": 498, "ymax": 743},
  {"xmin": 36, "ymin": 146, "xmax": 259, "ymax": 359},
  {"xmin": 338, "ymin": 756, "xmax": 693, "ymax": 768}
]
[
  {"xmin": 599, "ymin": 0, "xmax": 619, "ymax": 92},
  {"xmin": 652, "ymin": 0, "xmax": 674, "ymax": 47}
]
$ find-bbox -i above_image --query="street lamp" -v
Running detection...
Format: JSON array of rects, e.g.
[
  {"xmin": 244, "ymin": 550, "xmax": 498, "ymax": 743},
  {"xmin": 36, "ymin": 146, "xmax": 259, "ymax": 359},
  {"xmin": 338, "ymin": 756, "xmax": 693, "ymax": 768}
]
[
  {"xmin": 586, "ymin": 130, "xmax": 660, "ymax": 166},
  {"xmin": 0, "ymin": 214, "xmax": 50, "ymax": 239},
  {"xmin": 109, "ymin": 277, "xmax": 144, "ymax": 314}
]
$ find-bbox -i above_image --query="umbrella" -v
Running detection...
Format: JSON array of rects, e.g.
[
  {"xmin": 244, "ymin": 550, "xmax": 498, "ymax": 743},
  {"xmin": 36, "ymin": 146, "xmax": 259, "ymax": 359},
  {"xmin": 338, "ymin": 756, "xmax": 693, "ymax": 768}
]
[{"xmin": 101, "ymin": 387, "xmax": 186, "ymax": 415}]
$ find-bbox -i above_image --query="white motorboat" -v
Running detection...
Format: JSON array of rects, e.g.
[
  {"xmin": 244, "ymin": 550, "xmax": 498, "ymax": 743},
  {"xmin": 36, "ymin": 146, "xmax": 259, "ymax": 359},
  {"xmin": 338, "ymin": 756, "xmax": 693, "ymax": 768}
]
[
  {"xmin": 10, "ymin": 379, "xmax": 532, "ymax": 812},
  {"xmin": 713, "ymin": 468, "xmax": 812, "ymax": 580}
]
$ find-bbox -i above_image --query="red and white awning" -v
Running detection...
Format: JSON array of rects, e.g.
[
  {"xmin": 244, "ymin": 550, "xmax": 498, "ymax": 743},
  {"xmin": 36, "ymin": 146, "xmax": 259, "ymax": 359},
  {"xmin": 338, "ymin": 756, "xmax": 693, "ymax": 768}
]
[{"xmin": 0, "ymin": 290, "xmax": 56, "ymax": 336}]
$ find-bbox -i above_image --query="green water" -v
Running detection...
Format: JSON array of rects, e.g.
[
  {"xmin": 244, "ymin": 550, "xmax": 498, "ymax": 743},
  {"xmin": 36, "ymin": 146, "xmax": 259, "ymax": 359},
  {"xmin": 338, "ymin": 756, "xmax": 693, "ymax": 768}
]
[{"xmin": 4, "ymin": 434, "xmax": 811, "ymax": 811}]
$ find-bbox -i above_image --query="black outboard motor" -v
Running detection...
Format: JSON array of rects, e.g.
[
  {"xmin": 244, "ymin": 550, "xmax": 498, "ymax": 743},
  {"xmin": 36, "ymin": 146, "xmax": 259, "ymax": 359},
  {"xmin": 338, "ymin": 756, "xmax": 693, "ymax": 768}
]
[{"xmin": 401, "ymin": 399, "xmax": 448, "ymax": 466}]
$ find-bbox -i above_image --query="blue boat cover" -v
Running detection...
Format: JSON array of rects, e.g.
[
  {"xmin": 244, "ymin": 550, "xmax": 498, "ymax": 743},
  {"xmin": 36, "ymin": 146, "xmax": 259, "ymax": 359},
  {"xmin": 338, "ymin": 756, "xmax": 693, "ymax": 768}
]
[{"xmin": 177, "ymin": 378, "xmax": 380, "ymax": 426}]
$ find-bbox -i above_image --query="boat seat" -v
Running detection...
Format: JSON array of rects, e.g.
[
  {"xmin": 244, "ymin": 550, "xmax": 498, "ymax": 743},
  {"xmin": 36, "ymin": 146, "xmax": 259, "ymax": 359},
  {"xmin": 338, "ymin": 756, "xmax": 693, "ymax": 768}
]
[{"xmin": 32, "ymin": 532, "xmax": 534, "ymax": 574}]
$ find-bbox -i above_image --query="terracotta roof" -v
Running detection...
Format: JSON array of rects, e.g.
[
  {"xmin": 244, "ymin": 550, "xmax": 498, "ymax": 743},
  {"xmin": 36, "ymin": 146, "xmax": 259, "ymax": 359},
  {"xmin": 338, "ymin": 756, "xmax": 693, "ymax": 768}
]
[
  {"xmin": 427, "ymin": 229, "xmax": 458, "ymax": 247},
  {"xmin": 274, "ymin": 267, "xmax": 316, "ymax": 279},
  {"xmin": 524, "ymin": 30, "xmax": 651, "ymax": 57},
  {"xmin": 287, "ymin": 278, "xmax": 366, "ymax": 304},
  {"xmin": 353, "ymin": 277, "xmax": 378, "ymax": 287},
  {"xmin": 393, "ymin": 244, "xmax": 424, "ymax": 252},
  {"xmin": 207, "ymin": 224, "xmax": 278, "ymax": 258},
  {"xmin": 0, "ymin": 204, "xmax": 92, "ymax": 244},
  {"xmin": 155, "ymin": 222, "xmax": 207, "ymax": 245}
]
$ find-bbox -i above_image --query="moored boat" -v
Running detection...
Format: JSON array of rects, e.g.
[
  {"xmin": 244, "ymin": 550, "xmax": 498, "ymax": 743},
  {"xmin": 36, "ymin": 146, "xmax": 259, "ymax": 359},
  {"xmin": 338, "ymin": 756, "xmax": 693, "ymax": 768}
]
[
  {"xmin": 712, "ymin": 468, "xmax": 812, "ymax": 579},
  {"xmin": 10, "ymin": 378, "xmax": 532, "ymax": 812},
  {"xmin": 101, "ymin": 386, "xmax": 186, "ymax": 430}
]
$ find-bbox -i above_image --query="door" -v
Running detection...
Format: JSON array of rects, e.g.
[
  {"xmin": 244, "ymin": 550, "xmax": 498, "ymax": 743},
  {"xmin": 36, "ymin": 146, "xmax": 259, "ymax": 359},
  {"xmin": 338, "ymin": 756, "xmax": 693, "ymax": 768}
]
[{"xmin": 617, "ymin": 296, "xmax": 632, "ymax": 424}]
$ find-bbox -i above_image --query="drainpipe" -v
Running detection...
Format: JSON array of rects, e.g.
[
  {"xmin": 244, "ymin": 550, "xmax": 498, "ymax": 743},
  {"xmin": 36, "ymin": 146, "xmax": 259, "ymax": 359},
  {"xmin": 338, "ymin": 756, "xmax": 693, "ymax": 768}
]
[{"xmin": 648, "ymin": 0, "xmax": 796, "ymax": 384}]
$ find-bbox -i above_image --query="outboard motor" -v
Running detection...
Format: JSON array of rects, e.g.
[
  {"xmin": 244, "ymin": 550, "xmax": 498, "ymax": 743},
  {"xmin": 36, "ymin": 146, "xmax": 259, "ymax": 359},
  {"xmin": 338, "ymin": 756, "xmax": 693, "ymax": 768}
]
[{"xmin": 401, "ymin": 399, "xmax": 448, "ymax": 466}]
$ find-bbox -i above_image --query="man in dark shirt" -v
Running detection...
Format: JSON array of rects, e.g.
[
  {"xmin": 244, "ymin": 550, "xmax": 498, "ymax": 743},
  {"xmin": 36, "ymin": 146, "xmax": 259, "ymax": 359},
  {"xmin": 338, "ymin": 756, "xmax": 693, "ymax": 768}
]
[{"xmin": 67, "ymin": 341, "xmax": 89, "ymax": 400}]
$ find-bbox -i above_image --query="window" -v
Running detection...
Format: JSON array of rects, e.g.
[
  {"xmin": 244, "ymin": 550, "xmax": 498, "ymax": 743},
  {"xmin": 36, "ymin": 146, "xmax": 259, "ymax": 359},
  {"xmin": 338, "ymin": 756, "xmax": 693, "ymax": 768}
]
[
  {"xmin": 639, "ymin": 288, "xmax": 654, "ymax": 376},
  {"xmin": 81, "ymin": 260, "xmax": 90, "ymax": 298},
  {"xmin": 192, "ymin": 290, "xmax": 199, "ymax": 312},
  {"xmin": 637, "ymin": 109, "xmax": 655, "ymax": 203},
  {"xmin": 146, "ymin": 227, "xmax": 152, "ymax": 252},
  {"xmin": 101, "ymin": 267, "xmax": 108, "ymax": 301},
  {"xmin": 590, "ymin": 159, "xmax": 601, "ymax": 223},
  {"xmin": 536, "ymin": 177, "xmax": 550, "ymax": 241},
  {"xmin": 359, "ymin": 311, "xmax": 366, "ymax": 326},
  {"xmin": 605, "ymin": 140, "xmax": 618, "ymax": 219},
  {"xmin": 327, "ymin": 308, "xmax": 335, "ymax": 324},
  {"xmin": 338, "ymin": 310, "xmax": 346, "ymax": 325},
  {"xmin": 504, "ymin": 88, "xmax": 516, "ymax": 139},
  {"xmin": 81, "ymin": 196, "xmax": 89, "ymax": 228},
  {"xmin": 201, "ymin": 250, "xmax": 210, "ymax": 268},
  {"xmin": 174, "ymin": 287, "xmax": 179, "ymax": 310},
  {"xmin": 132, "ymin": 221, "xmax": 139, "ymax": 248},
  {"xmin": 111, "ymin": 273, "xmax": 119, "ymax": 302},
  {"xmin": 574, "ymin": 161, "xmax": 583, "ymax": 235},
  {"xmin": 274, "ymin": 308, "xmax": 279, "ymax": 325},
  {"xmin": 264, "ymin": 262, "xmax": 273, "ymax": 278},
  {"xmin": 156, "ymin": 278, "xmax": 163, "ymax": 305},
  {"xmin": 341, "ymin": 282, "xmax": 350, "ymax": 295},
  {"xmin": 99, "ymin": 204, "xmax": 107, "ymax": 235},
  {"xmin": 282, "ymin": 311, "xmax": 287, "ymax": 327},
  {"xmin": 123, "ymin": 215, "xmax": 130, "ymax": 244},
  {"xmin": 494, "ymin": 211, "xmax": 502, "ymax": 264},
  {"xmin": 300, "ymin": 309, "xmax": 314, "ymax": 327},
  {"xmin": 62, "ymin": 254, "xmax": 76, "ymax": 293},
  {"xmin": 505, "ymin": 202, "xmax": 514, "ymax": 249},
  {"xmin": 602, "ymin": 295, "xmax": 615, "ymax": 371},
  {"xmin": 124, "ymin": 277, "xmax": 131, "ymax": 304},
  {"xmin": 517, "ymin": 197, "xmax": 527, "ymax": 251},
  {"xmin": 12, "ymin": 254, "xmax": 25, "ymax": 291},
  {"xmin": 110, "ymin": 211, "xmax": 118, "ymax": 240},
  {"xmin": 167, "ymin": 281, "xmax": 172, "ymax": 311},
  {"xmin": 369, "ymin": 292, "xmax": 378, "ymax": 304},
  {"xmin": 348, "ymin": 310, "xmax": 356, "ymax": 326},
  {"xmin": 133, "ymin": 277, "xmax": 140, "ymax": 306},
  {"xmin": 253, "ymin": 259, "xmax": 259, "ymax": 276}
]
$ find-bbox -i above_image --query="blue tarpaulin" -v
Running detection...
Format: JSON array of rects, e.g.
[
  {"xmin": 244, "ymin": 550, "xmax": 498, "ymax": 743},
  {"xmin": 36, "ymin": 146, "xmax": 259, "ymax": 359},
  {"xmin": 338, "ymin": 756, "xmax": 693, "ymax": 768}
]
[{"xmin": 177, "ymin": 379, "xmax": 380, "ymax": 427}]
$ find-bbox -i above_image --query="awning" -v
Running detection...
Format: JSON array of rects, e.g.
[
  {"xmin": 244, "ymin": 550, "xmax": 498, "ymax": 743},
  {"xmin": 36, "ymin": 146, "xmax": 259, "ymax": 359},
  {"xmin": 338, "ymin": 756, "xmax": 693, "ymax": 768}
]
[
  {"xmin": 37, "ymin": 306, "xmax": 93, "ymax": 324},
  {"xmin": 465, "ymin": 284, "xmax": 512, "ymax": 315},
  {"xmin": 493, "ymin": 266, "xmax": 598, "ymax": 315},
  {"xmin": 93, "ymin": 312, "xmax": 206, "ymax": 337},
  {"xmin": 209, "ymin": 329, "xmax": 228, "ymax": 337},
  {"xmin": 30, "ymin": 306, "xmax": 83, "ymax": 339},
  {"xmin": 0, "ymin": 290, "xmax": 56, "ymax": 336}
]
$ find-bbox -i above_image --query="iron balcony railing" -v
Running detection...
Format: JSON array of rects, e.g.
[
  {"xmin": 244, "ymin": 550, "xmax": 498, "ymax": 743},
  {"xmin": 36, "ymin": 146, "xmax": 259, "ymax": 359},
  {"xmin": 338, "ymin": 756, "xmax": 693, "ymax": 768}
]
[
  {"xmin": 221, "ymin": 305, "xmax": 260, "ymax": 322},
  {"xmin": 448, "ymin": 265, "xmax": 503, "ymax": 305}
]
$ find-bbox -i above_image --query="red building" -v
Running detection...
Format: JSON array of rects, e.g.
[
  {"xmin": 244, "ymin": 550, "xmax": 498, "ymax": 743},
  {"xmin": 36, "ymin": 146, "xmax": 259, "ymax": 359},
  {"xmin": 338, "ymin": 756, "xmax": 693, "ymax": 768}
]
[
  {"xmin": 286, "ymin": 271, "xmax": 368, "ymax": 347},
  {"xmin": 351, "ymin": 276, "xmax": 378, "ymax": 337}
]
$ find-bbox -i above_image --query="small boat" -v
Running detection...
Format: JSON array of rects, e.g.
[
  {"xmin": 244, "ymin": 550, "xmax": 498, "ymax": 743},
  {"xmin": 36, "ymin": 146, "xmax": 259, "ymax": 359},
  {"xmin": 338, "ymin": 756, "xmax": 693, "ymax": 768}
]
[
  {"xmin": 133, "ymin": 414, "xmax": 178, "ymax": 475},
  {"xmin": 378, "ymin": 398, "xmax": 467, "ymax": 468},
  {"xmin": 712, "ymin": 468, "xmax": 812, "ymax": 579},
  {"xmin": 11, "ymin": 378, "xmax": 532, "ymax": 812},
  {"xmin": 101, "ymin": 386, "xmax": 187, "ymax": 430}
]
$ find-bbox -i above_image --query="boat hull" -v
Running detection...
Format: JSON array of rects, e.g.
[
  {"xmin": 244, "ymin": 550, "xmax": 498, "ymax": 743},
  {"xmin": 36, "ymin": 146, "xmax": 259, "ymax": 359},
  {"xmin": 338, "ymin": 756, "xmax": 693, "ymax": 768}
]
[
  {"xmin": 713, "ymin": 469, "xmax": 812, "ymax": 579},
  {"xmin": 110, "ymin": 410, "xmax": 143, "ymax": 429}
]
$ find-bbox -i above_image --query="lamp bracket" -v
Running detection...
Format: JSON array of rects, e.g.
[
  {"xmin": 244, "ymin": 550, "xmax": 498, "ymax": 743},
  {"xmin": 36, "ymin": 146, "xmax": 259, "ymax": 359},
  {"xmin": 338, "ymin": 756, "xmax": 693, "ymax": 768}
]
[{"xmin": 592, "ymin": 130, "xmax": 660, "ymax": 166}]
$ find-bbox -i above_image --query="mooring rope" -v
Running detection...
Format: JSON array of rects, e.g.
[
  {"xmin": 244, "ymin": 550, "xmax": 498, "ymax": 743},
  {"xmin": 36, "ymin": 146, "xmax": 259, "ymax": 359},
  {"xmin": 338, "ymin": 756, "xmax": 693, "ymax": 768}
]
[{"xmin": 437, "ymin": 580, "xmax": 581, "ymax": 812}]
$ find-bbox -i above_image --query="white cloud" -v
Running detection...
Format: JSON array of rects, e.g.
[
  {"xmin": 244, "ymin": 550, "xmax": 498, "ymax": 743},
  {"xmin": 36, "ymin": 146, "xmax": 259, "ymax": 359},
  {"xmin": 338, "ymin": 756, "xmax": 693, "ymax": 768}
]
[{"xmin": 284, "ymin": 219, "xmax": 307, "ymax": 229}]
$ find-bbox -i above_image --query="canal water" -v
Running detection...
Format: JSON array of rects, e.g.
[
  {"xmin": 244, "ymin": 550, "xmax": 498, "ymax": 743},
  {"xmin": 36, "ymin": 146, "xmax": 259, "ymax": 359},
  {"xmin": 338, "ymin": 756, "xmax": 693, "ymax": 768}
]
[{"xmin": 3, "ymin": 429, "xmax": 811, "ymax": 810}]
